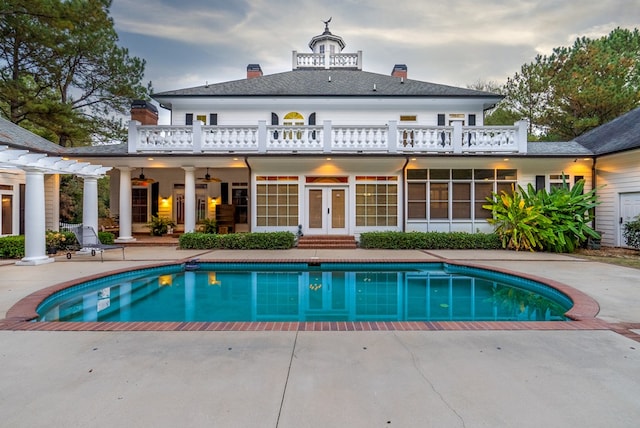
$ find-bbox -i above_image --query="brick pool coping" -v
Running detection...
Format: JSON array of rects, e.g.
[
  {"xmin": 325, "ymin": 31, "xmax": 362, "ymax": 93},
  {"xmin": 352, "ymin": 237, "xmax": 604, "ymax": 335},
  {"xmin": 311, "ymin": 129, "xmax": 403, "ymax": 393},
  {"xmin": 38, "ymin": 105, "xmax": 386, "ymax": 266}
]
[{"xmin": 0, "ymin": 258, "xmax": 615, "ymax": 333}]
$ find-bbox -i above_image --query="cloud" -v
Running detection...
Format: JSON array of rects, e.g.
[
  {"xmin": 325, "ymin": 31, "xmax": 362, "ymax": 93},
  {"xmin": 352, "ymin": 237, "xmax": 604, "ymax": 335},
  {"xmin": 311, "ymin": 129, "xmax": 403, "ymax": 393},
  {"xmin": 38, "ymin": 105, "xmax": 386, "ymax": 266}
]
[{"xmin": 110, "ymin": 0, "xmax": 640, "ymax": 98}]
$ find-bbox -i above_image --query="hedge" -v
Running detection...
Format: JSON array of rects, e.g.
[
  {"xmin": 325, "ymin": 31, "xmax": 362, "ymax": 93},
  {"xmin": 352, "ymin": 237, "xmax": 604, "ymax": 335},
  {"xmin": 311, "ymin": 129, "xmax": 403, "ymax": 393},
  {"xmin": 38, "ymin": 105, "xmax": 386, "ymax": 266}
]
[
  {"xmin": 0, "ymin": 235, "xmax": 26, "ymax": 259},
  {"xmin": 0, "ymin": 231, "xmax": 115, "ymax": 259},
  {"xmin": 359, "ymin": 231, "xmax": 502, "ymax": 250},
  {"xmin": 179, "ymin": 231, "xmax": 295, "ymax": 250}
]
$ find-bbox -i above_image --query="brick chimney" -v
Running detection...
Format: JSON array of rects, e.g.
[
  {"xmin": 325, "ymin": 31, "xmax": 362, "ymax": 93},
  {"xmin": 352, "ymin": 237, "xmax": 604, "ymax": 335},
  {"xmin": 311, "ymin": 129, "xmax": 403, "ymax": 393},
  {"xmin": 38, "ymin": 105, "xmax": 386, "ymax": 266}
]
[
  {"xmin": 247, "ymin": 64, "xmax": 263, "ymax": 79},
  {"xmin": 391, "ymin": 64, "xmax": 407, "ymax": 79},
  {"xmin": 130, "ymin": 100, "xmax": 158, "ymax": 125}
]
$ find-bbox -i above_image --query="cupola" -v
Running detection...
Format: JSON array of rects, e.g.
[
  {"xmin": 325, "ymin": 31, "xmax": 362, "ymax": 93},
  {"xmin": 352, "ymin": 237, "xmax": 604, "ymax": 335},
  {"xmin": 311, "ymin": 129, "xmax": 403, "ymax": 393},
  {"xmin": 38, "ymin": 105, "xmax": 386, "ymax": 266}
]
[
  {"xmin": 292, "ymin": 19, "xmax": 362, "ymax": 70},
  {"xmin": 308, "ymin": 17, "xmax": 346, "ymax": 54}
]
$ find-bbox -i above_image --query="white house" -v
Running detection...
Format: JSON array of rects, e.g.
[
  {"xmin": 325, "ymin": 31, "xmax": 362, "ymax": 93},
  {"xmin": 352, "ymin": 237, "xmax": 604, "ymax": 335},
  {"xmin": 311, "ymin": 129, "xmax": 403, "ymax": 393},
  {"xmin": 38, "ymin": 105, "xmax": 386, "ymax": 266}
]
[{"xmin": 1, "ymin": 22, "xmax": 639, "ymax": 259}]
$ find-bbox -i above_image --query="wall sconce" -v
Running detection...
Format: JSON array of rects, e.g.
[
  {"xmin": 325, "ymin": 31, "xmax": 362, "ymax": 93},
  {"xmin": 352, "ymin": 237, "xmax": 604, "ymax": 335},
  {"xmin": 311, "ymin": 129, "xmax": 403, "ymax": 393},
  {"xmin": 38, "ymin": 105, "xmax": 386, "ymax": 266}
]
[{"xmin": 161, "ymin": 196, "xmax": 170, "ymax": 206}]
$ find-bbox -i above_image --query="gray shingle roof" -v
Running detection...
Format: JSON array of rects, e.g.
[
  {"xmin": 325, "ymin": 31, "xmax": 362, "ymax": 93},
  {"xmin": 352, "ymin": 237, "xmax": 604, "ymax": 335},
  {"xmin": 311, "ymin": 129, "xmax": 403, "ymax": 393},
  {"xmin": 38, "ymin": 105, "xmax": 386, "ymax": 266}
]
[
  {"xmin": 574, "ymin": 106, "xmax": 640, "ymax": 155},
  {"xmin": 68, "ymin": 143, "xmax": 128, "ymax": 155},
  {"xmin": 0, "ymin": 116, "xmax": 65, "ymax": 154},
  {"xmin": 152, "ymin": 69, "xmax": 503, "ymax": 99},
  {"xmin": 526, "ymin": 141, "xmax": 594, "ymax": 156}
]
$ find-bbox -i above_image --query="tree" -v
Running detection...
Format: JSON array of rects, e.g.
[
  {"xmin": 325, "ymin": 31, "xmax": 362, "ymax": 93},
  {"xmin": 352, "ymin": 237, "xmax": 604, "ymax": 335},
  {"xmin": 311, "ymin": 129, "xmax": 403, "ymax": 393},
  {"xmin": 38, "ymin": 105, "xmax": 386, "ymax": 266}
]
[
  {"xmin": 466, "ymin": 80, "xmax": 519, "ymax": 126},
  {"xmin": 0, "ymin": 0, "xmax": 149, "ymax": 146},
  {"xmin": 499, "ymin": 28, "xmax": 640, "ymax": 140},
  {"xmin": 502, "ymin": 59, "xmax": 551, "ymax": 136},
  {"xmin": 543, "ymin": 28, "xmax": 640, "ymax": 139}
]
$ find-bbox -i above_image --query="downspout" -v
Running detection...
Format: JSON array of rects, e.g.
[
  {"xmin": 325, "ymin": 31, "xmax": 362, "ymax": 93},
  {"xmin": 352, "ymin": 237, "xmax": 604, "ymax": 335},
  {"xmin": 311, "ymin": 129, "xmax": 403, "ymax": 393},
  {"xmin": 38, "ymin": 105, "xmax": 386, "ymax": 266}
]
[
  {"xmin": 244, "ymin": 156, "xmax": 252, "ymax": 232},
  {"xmin": 401, "ymin": 157, "xmax": 410, "ymax": 232}
]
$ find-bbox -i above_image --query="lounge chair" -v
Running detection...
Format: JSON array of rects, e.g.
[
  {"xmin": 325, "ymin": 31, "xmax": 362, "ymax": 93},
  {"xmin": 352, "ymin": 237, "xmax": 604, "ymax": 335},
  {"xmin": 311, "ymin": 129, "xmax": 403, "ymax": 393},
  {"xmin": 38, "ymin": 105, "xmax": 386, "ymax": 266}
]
[{"xmin": 66, "ymin": 226, "xmax": 125, "ymax": 262}]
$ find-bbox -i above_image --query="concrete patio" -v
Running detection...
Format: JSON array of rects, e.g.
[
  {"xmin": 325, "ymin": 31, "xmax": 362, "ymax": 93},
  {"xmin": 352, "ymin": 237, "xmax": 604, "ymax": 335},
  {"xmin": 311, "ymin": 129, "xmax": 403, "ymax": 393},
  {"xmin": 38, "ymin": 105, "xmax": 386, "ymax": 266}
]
[{"xmin": 1, "ymin": 248, "xmax": 639, "ymax": 427}]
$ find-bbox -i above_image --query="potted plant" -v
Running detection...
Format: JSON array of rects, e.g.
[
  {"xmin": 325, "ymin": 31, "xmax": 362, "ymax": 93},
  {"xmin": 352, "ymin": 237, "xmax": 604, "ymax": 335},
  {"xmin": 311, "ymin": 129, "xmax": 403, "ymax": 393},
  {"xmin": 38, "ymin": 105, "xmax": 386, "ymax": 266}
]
[
  {"xmin": 45, "ymin": 231, "xmax": 66, "ymax": 254},
  {"xmin": 146, "ymin": 216, "xmax": 176, "ymax": 236},
  {"xmin": 198, "ymin": 217, "xmax": 217, "ymax": 234}
]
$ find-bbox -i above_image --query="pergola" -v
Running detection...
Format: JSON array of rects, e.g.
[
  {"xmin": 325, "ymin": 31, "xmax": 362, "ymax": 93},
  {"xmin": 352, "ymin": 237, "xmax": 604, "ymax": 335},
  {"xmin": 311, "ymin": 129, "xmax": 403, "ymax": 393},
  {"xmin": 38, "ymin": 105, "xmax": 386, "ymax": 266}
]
[{"xmin": 0, "ymin": 145, "xmax": 111, "ymax": 265}]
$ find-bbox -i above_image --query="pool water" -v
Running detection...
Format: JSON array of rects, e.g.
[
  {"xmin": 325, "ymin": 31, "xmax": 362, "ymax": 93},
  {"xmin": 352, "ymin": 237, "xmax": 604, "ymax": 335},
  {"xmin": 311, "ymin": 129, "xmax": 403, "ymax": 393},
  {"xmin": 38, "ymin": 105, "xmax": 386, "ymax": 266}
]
[{"xmin": 37, "ymin": 263, "xmax": 571, "ymax": 323}]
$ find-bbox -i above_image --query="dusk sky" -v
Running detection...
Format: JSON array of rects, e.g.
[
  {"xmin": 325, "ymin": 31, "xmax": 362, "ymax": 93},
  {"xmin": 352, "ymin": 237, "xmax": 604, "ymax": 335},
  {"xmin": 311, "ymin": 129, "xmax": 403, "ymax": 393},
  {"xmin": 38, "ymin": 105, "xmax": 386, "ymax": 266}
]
[{"xmin": 110, "ymin": 0, "xmax": 640, "ymax": 124}]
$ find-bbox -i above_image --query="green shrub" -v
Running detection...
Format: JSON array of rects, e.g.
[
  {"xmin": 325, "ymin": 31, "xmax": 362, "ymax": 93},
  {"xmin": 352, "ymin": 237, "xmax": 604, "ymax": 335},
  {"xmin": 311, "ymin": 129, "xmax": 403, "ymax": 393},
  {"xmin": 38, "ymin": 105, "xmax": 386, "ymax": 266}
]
[
  {"xmin": 146, "ymin": 215, "xmax": 176, "ymax": 236},
  {"xmin": 483, "ymin": 179, "xmax": 600, "ymax": 252},
  {"xmin": 98, "ymin": 231, "xmax": 115, "ymax": 245},
  {"xmin": 623, "ymin": 216, "xmax": 640, "ymax": 250},
  {"xmin": 482, "ymin": 186, "xmax": 553, "ymax": 251},
  {"xmin": 523, "ymin": 180, "xmax": 600, "ymax": 252},
  {"xmin": 198, "ymin": 217, "xmax": 217, "ymax": 234},
  {"xmin": 0, "ymin": 235, "xmax": 25, "ymax": 259},
  {"xmin": 359, "ymin": 231, "xmax": 501, "ymax": 250},
  {"xmin": 179, "ymin": 231, "xmax": 295, "ymax": 250}
]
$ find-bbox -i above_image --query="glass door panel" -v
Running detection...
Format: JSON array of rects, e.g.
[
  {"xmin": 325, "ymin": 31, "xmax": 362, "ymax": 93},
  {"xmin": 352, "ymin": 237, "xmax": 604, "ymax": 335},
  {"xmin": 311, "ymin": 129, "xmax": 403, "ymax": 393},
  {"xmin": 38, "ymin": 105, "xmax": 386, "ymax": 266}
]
[
  {"xmin": 308, "ymin": 189, "xmax": 323, "ymax": 229},
  {"xmin": 332, "ymin": 189, "xmax": 345, "ymax": 228}
]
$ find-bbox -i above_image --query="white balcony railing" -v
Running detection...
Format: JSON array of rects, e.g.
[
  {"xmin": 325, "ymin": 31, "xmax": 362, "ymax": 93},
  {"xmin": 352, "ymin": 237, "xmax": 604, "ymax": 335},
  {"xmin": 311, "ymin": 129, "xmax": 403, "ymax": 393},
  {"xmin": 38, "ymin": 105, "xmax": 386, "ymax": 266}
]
[
  {"xmin": 128, "ymin": 120, "xmax": 528, "ymax": 154},
  {"xmin": 292, "ymin": 51, "xmax": 363, "ymax": 70}
]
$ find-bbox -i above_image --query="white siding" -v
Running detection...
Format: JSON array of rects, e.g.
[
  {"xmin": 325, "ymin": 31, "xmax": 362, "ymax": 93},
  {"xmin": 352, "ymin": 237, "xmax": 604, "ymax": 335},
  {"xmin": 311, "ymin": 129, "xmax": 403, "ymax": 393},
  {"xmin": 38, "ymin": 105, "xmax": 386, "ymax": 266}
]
[
  {"xmin": 44, "ymin": 174, "xmax": 60, "ymax": 231},
  {"xmin": 594, "ymin": 150, "xmax": 640, "ymax": 246},
  {"xmin": 168, "ymin": 97, "xmax": 489, "ymax": 127}
]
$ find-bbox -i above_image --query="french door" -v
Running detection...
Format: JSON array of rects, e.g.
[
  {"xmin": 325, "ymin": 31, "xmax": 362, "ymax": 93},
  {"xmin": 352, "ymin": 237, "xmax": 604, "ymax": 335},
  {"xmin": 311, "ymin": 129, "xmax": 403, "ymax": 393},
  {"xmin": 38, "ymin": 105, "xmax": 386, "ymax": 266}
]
[{"xmin": 307, "ymin": 187, "xmax": 348, "ymax": 235}]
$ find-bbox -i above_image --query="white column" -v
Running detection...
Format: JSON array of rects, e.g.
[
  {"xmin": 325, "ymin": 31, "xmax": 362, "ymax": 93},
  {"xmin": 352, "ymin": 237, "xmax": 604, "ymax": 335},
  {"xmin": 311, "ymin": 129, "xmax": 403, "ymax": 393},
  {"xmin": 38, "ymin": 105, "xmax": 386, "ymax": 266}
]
[
  {"xmin": 17, "ymin": 169, "xmax": 53, "ymax": 265},
  {"xmin": 183, "ymin": 166, "xmax": 196, "ymax": 233},
  {"xmin": 82, "ymin": 176, "xmax": 99, "ymax": 234},
  {"xmin": 115, "ymin": 167, "xmax": 136, "ymax": 242},
  {"xmin": 516, "ymin": 120, "xmax": 528, "ymax": 154}
]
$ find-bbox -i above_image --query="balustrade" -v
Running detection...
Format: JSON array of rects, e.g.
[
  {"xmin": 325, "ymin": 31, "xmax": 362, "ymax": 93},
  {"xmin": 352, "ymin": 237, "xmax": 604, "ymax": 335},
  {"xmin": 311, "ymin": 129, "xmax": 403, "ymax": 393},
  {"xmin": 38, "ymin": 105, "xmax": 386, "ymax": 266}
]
[{"xmin": 130, "ymin": 121, "xmax": 527, "ymax": 154}]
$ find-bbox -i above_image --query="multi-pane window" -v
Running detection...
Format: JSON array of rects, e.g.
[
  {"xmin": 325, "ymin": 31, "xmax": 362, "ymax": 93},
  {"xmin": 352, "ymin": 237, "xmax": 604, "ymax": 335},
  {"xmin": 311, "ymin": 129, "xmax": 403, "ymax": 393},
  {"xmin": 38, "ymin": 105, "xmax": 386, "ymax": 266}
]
[
  {"xmin": 132, "ymin": 187, "xmax": 148, "ymax": 223},
  {"xmin": 355, "ymin": 176, "xmax": 398, "ymax": 226},
  {"xmin": 549, "ymin": 173, "xmax": 570, "ymax": 190},
  {"xmin": 256, "ymin": 176, "xmax": 298, "ymax": 226},
  {"xmin": 407, "ymin": 169, "xmax": 517, "ymax": 220}
]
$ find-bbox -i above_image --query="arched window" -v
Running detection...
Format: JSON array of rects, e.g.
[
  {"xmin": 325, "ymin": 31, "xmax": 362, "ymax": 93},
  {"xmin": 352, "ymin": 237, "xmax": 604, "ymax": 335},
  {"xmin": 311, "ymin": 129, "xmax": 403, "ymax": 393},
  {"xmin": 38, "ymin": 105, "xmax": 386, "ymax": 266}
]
[
  {"xmin": 283, "ymin": 112, "xmax": 304, "ymax": 140},
  {"xmin": 284, "ymin": 112, "xmax": 304, "ymax": 125}
]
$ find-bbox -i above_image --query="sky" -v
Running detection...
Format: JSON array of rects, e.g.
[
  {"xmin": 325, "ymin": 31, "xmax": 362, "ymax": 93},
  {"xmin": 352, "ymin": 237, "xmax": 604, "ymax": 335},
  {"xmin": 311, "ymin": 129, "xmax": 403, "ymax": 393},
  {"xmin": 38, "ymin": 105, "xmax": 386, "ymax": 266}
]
[{"xmin": 110, "ymin": 0, "xmax": 640, "ymax": 124}]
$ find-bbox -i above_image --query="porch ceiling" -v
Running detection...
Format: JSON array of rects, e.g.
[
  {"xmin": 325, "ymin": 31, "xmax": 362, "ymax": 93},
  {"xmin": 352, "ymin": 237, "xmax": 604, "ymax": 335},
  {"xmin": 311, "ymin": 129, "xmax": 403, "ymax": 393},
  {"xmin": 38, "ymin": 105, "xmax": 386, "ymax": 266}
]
[{"xmin": 67, "ymin": 156, "xmax": 247, "ymax": 169}]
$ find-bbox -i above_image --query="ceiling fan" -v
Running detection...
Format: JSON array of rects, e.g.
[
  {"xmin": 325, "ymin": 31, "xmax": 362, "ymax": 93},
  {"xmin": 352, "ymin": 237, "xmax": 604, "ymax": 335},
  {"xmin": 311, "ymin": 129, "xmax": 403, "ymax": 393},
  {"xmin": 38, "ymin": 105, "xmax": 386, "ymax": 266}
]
[
  {"xmin": 197, "ymin": 168, "xmax": 221, "ymax": 183},
  {"xmin": 131, "ymin": 168, "xmax": 155, "ymax": 185}
]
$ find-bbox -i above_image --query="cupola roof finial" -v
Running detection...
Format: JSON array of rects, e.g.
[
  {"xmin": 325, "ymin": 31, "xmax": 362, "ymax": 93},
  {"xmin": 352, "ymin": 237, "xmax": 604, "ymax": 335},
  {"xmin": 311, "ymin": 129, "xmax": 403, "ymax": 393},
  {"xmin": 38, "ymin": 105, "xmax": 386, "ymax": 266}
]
[{"xmin": 322, "ymin": 17, "xmax": 332, "ymax": 34}]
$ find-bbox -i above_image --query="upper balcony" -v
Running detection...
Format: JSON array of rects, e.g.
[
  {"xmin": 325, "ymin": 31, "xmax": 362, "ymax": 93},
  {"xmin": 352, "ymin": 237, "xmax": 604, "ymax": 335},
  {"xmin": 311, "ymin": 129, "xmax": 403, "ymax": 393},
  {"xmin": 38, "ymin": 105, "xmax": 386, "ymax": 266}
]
[{"xmin": 128, "ymin": 120, "xmax": 528, "ymax": 155}]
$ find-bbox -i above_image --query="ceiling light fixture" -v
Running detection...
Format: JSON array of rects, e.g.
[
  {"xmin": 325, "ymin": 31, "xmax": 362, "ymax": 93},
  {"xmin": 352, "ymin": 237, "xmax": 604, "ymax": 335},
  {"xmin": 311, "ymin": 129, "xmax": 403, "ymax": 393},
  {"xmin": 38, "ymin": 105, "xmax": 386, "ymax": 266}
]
[{"xmin": 131, "ymin": 168, "xmax": 155, "ymax": 185}]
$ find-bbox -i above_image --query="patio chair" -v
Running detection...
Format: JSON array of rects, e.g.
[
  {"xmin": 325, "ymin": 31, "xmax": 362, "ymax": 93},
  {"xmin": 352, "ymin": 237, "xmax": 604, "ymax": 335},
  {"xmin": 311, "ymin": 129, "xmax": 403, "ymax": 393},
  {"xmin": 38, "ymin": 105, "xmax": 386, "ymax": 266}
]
[{"xmin": 66, "ymin": 226, "xmax": 125, "ymax": 262}]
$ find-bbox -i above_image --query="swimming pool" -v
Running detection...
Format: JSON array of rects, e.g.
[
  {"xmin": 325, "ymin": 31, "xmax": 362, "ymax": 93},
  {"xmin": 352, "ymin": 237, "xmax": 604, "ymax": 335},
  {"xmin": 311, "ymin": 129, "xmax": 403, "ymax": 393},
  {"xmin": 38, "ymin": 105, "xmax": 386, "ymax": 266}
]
[{"xmin": 36, "ymin": 262, "xmax": 572, "ymax": 323}]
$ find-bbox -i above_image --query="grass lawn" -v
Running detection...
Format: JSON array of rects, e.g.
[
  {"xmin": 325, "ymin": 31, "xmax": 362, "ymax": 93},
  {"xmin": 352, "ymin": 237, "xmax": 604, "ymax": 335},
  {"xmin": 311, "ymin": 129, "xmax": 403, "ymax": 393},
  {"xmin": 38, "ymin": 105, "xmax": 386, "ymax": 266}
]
[{"xmin": 575, "ymin": 247, "xmax": 640, "ymax": 269}]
